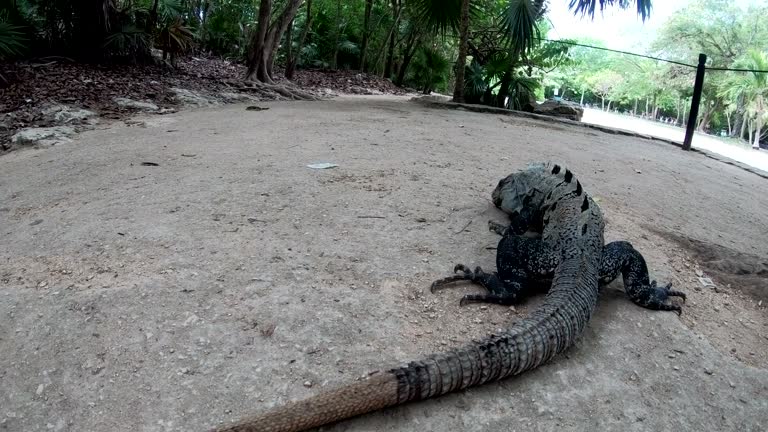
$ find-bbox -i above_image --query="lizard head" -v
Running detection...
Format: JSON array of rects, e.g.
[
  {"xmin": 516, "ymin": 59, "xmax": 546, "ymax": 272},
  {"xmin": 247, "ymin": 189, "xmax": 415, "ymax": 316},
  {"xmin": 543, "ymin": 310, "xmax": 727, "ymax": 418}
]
[{"xmin": 492, "ymin": 163, "xmax": 549, "ymax": 214}]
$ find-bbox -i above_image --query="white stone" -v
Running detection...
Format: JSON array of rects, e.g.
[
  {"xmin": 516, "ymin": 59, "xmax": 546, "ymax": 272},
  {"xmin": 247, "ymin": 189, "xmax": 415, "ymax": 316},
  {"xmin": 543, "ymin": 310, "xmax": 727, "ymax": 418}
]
[
  {"xmin": 11, "ymin": 126, "xmax": 75, "ymax": 146},
  {"xmin": 113, "ymin": 98, "xmax": 159, "ymax": 112}
]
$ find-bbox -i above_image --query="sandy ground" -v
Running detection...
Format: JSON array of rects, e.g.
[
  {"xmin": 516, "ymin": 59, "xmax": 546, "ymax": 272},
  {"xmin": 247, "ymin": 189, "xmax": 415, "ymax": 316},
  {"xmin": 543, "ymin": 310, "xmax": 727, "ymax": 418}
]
[
  {"xmin": 1, "ymin": 95, "xmax": 767, "ymax": 432},
  {"xmin": 581, "ymin": 108, "xmax": 768, "ymax": 174}
]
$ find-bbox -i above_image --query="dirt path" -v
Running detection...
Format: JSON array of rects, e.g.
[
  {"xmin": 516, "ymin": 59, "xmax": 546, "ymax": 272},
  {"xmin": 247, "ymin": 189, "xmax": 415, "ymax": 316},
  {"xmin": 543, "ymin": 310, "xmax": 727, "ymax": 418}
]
[{"xmin": 1, "ymin": 95, "xmax": 766, "ymax": 432}]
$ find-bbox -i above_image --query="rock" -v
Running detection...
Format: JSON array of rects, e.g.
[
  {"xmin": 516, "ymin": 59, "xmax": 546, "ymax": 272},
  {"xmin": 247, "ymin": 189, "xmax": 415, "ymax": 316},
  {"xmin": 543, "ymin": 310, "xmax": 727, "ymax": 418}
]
[
  {"xmin": 113, "ymin": 97, "xmax": 159, "ymax": 112},
  {"xmin": 42, "ymin": 104, "xmax": 98, "ymax": 124},
  {"xmin": 219, "ymin": 92, "xmax": 259, "ymax": 103},
  {"xmin": 11, "ymin": 126, "xmax": 76, "ymax": 146},
  {"xmin": 411, "ymin": 95, "xmax": 451, "ymax": 104},
  {"xmin": 171, "ymin": 87, "xmax": 220, "ymax": 107},
  {"xmin": 303, "ymin": 380, "xmax": 313, "ymax": 388},
  {"xmin": 531, "ymin": 99, "xmax": 584, "ymax": 121}
]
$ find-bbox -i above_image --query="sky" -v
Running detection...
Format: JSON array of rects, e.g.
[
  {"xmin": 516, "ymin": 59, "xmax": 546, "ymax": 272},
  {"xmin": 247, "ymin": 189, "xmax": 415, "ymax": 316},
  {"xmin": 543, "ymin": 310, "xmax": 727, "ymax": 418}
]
[
  {"xmin": 546, "ymin": 1, "xmax": 691, "ymax": 52},
  {"xmin": 547, "ymin": 0, "xmax": 762, "ymax": 53}
]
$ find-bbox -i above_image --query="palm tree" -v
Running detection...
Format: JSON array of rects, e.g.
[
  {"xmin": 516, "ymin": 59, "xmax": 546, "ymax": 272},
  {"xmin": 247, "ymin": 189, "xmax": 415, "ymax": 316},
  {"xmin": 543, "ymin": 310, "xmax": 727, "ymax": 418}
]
[
  {"xmin": 410, "ymin": 0, "xmax": 653, "ymax": 103},
  {"xmin": 720, "ymin": 51, "xmax": 768, "ymax": 149}
]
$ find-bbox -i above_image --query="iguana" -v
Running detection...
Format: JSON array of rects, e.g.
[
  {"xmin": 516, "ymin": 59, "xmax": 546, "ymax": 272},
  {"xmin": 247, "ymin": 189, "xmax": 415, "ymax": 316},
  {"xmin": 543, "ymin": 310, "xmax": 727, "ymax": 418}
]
[
  {"xmin": 211, "ymin": 162, "xmax": 685, "ymax": 432},
  {"xmin": 432, "ymin": 170, "xmax": 687, "ymax": 313}
]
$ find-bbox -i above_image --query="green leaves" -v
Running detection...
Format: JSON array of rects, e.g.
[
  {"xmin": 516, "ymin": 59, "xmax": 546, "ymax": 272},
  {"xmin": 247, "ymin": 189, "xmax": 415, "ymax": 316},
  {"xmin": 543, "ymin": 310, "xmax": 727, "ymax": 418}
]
[
  {"xmin": 410, "ymin": 45, "xmax": 452, "ymax": 92},
  {"xmin": 410, "ymin": 0, "xmax": 464, "ymax": 34},
  {"xmin": 0, "ymin": 21, "xmax": 27, "ymax": 59},
  {"xmin": 102, "ymin": 24, "xmax": 151, "ymax": 58},
  {"xmin": 568, "ymin": 0, "xmax": 652, "ymax": 22},
  {"xmin": 499, "ymin": 0, "xmax": 545, "ymax": 55}
]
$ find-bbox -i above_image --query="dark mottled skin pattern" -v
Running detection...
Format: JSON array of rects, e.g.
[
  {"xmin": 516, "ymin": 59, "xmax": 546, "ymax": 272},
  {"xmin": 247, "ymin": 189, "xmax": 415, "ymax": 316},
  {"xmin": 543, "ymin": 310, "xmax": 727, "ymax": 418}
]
[{"xmin": 432, "ymin": 172, "xmax": 686, "ymax": 314}]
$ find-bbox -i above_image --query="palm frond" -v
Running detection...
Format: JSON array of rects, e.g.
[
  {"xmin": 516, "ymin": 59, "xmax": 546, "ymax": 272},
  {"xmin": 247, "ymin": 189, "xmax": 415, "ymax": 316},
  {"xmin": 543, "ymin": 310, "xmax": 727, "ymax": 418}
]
[
  {"xmin": 157, "ymin": 0, "xmax": 185, "ymax": 24},
  {"xmin": 0, "ymin": 21, "xmax": 27, "ymax": 59},
  {"xmin": 103, "ymin": 24, "xmax": 151, "ymax": 57},
  {"xmin": 464, "ymin": 60, "xmax": 488, "ymax": 97},
  {"xmin": 337, "ymin": 39, "xmax": 359, "ymax": 55},
  {"xmin": 500, "ymin": 0, "xmax": 547, "ymax": 55},
  {"xmin": 568, "ymin": 0, "xmax": 652, "ymax": 21},
  {"xmin": 410, "ymin": 0, "xmax": 463, "ymax": 34},
  {"xmin": 409, "ymin": 0, "xmax": 482, "ymax": 34}
]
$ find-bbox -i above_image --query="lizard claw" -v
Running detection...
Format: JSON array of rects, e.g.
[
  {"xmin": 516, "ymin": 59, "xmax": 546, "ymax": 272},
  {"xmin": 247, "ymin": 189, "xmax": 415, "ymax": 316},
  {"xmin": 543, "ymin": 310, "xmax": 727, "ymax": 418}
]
[
  {"xmin": 654, "ymin": 280, "xmax": 687, "ymax": 303},
  {"xmin": 431, "ymin": 264, "xmax": 474, "ymax": 293}
]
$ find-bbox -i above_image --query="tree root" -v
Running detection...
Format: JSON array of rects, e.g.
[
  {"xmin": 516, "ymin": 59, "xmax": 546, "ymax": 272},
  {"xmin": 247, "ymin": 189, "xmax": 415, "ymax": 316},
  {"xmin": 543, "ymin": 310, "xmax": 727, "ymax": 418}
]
[{"xmin": 229, "ymin": 78, "xmax": 319, "ymax": 101}]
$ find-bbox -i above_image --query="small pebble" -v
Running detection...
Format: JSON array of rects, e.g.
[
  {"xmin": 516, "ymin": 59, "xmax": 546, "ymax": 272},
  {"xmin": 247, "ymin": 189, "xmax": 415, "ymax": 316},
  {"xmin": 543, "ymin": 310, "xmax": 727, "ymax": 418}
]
[{"xmin": 303, "ymin": 381, "xmax": 313, "ymax": 388}]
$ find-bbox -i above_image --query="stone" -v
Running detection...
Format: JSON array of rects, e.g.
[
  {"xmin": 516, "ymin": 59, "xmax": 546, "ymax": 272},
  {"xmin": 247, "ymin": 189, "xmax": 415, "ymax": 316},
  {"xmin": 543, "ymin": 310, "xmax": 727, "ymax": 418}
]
[
  {"xmin": 531, "ymin": 99, "xmax": 584, "ymax": 121},
  {"xmin": 411, "ymin": 95, "xmax": 451, "ymax": 104},
  {"xmin": 113, "ymin": 98, "xmax": 159, "ymax": 112},
  {"xmin": 42, "ymin": 104, "xmax": 98, "ymax": 124},
  {"xmin": 171, "ymin": 88, "xmax": 219, "ymax": 107},
  {"xmin": 11, "ymin": 126, "xmax": 76, "ymax": 146},
  {"xmin": 218, "ymin": 92, "xmax": 259, "ymax": 103}
]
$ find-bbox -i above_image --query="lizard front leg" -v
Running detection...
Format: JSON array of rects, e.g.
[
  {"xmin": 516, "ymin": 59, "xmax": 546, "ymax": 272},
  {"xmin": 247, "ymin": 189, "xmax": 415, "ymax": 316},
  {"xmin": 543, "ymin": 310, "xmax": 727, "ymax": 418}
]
[
  {"xmin": 431, "ymin": 264, "xmax": 527, "ymax": 305},
  {"xmin": 431, "ymin": 236, "xmax": 556, "ymax": 306}
]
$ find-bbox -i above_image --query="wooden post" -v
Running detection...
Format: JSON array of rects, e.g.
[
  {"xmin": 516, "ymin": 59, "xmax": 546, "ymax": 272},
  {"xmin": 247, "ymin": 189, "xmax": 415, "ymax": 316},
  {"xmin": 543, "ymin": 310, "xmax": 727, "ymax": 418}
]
[{"xmin": 683, "ymin": 53, "xmax": 707, "ymax": 151}]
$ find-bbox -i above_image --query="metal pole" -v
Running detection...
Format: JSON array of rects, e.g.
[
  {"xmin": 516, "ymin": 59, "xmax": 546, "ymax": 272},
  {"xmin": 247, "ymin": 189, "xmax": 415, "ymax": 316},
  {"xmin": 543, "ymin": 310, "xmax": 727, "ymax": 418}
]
[{"xmin": 683, "ymin": 53, "xmax": 707, "ymax": 150}]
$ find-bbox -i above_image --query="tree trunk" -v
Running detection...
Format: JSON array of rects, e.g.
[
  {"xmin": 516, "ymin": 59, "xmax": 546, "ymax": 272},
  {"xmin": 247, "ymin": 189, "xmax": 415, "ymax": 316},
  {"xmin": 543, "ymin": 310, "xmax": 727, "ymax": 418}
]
[
  {"xmin": 331, "ymin": 0, "xmax": 342, "ymax": 69},
  {"xmin": 359, "ymin": 0, "xmax": 373, "ymax": 71},
  {"xmin": 285, "ymin": 19, "xmax": 293, "ymax": 69},
  {"xmin": 395, "ymin": 29, "xmax": 419, "ymax": 86},
  {"xmin": 373, "ymin": 5, "xmax": 402, "ymax": 75},
  {"xmin": 452, "ymin": 0, "xmax": 471, "ymax": 103},
  {"xmin": 634, "ymin": 98, "xmax": 639, "ymax": 116},
  {"xmin": 383, "ymin": 0, "xmax": 401, "ymax": 79},
  {"xmin": 246, "ymin": 0, "xmax": 273, "ymax": 82},
  {"xmin": 580, "ymin": 89, "xmax": 585, "ymax": 106},
  {"xmin": 199, "ymin": 1, "xmax": 211, "ymax": 47},
  {"xmin": 754, "ymin": 97, "xmax": 764, "ymax": 149},
  {"xmin": 739, "ymin": 111, "xmax": 749, "ymax": 141},
  {"xmin": 697, "ymin": 100, "xmax": 720, "ymax": 133},
  {"xmin": 265, "ymin": 0, "xmax": 304, "ymax": 79},
  {"xmin": 285, "ymin": 0, "xmax": 312, "ymax": 79},
  {"xmin": 148, "ymin": 0, "xmax": 160, "ymax": 33},
  {"xmin": 495, "ymin": 72, "xmax": 512, "ymax": 108},
  {"xmin": 645, "ymin": 97, "xmax": 649, "ymax": 117},
  {"xmin": 607, "ymin": 100, "xmax": 612, "ymax": 111},
  {"xmin": 601, "ymin": 95, "xmax": 605, "ymax": 111}
]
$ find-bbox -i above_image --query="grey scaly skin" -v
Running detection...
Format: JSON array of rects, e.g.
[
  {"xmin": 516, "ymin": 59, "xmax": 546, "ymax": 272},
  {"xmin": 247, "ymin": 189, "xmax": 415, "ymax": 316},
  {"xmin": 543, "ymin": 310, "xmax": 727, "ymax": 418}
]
[
  {"xmin": 432, "ymin": 168, "xmax": 686, "ymax": 314},
  {"xmin": 211, "ymin": 162, "xmax": 651, "ymax": 432}
]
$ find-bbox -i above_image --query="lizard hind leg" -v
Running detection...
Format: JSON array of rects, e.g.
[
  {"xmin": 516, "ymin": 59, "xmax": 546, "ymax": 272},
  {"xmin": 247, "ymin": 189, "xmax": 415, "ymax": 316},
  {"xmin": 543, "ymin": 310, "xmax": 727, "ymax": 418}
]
[
  {"xmin": 631, "ymin": 281, "xmax": 686, "ymax": 315},
  {"xmin": 601, "ymin": 241, "xmax": 687, "ymax": 315}
]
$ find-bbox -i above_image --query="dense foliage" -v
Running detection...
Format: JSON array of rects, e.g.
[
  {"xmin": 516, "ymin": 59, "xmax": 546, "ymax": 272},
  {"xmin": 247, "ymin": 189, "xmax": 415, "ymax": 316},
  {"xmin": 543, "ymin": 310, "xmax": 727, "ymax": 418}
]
[
  {"xmin": 10, "ymin": 1, "xmax": 762, "ymax": 146},
  {"xmin": 0, "ymin": 1, "xmax": 646, "ymax": 87}
]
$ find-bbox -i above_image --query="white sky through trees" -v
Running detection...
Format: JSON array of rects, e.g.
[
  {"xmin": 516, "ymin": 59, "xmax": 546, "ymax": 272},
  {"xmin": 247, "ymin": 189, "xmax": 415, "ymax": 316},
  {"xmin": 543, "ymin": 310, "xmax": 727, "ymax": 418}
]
[{"xmin": 546, "ymin": 0, "xmax": 760, "ymax": 52}]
